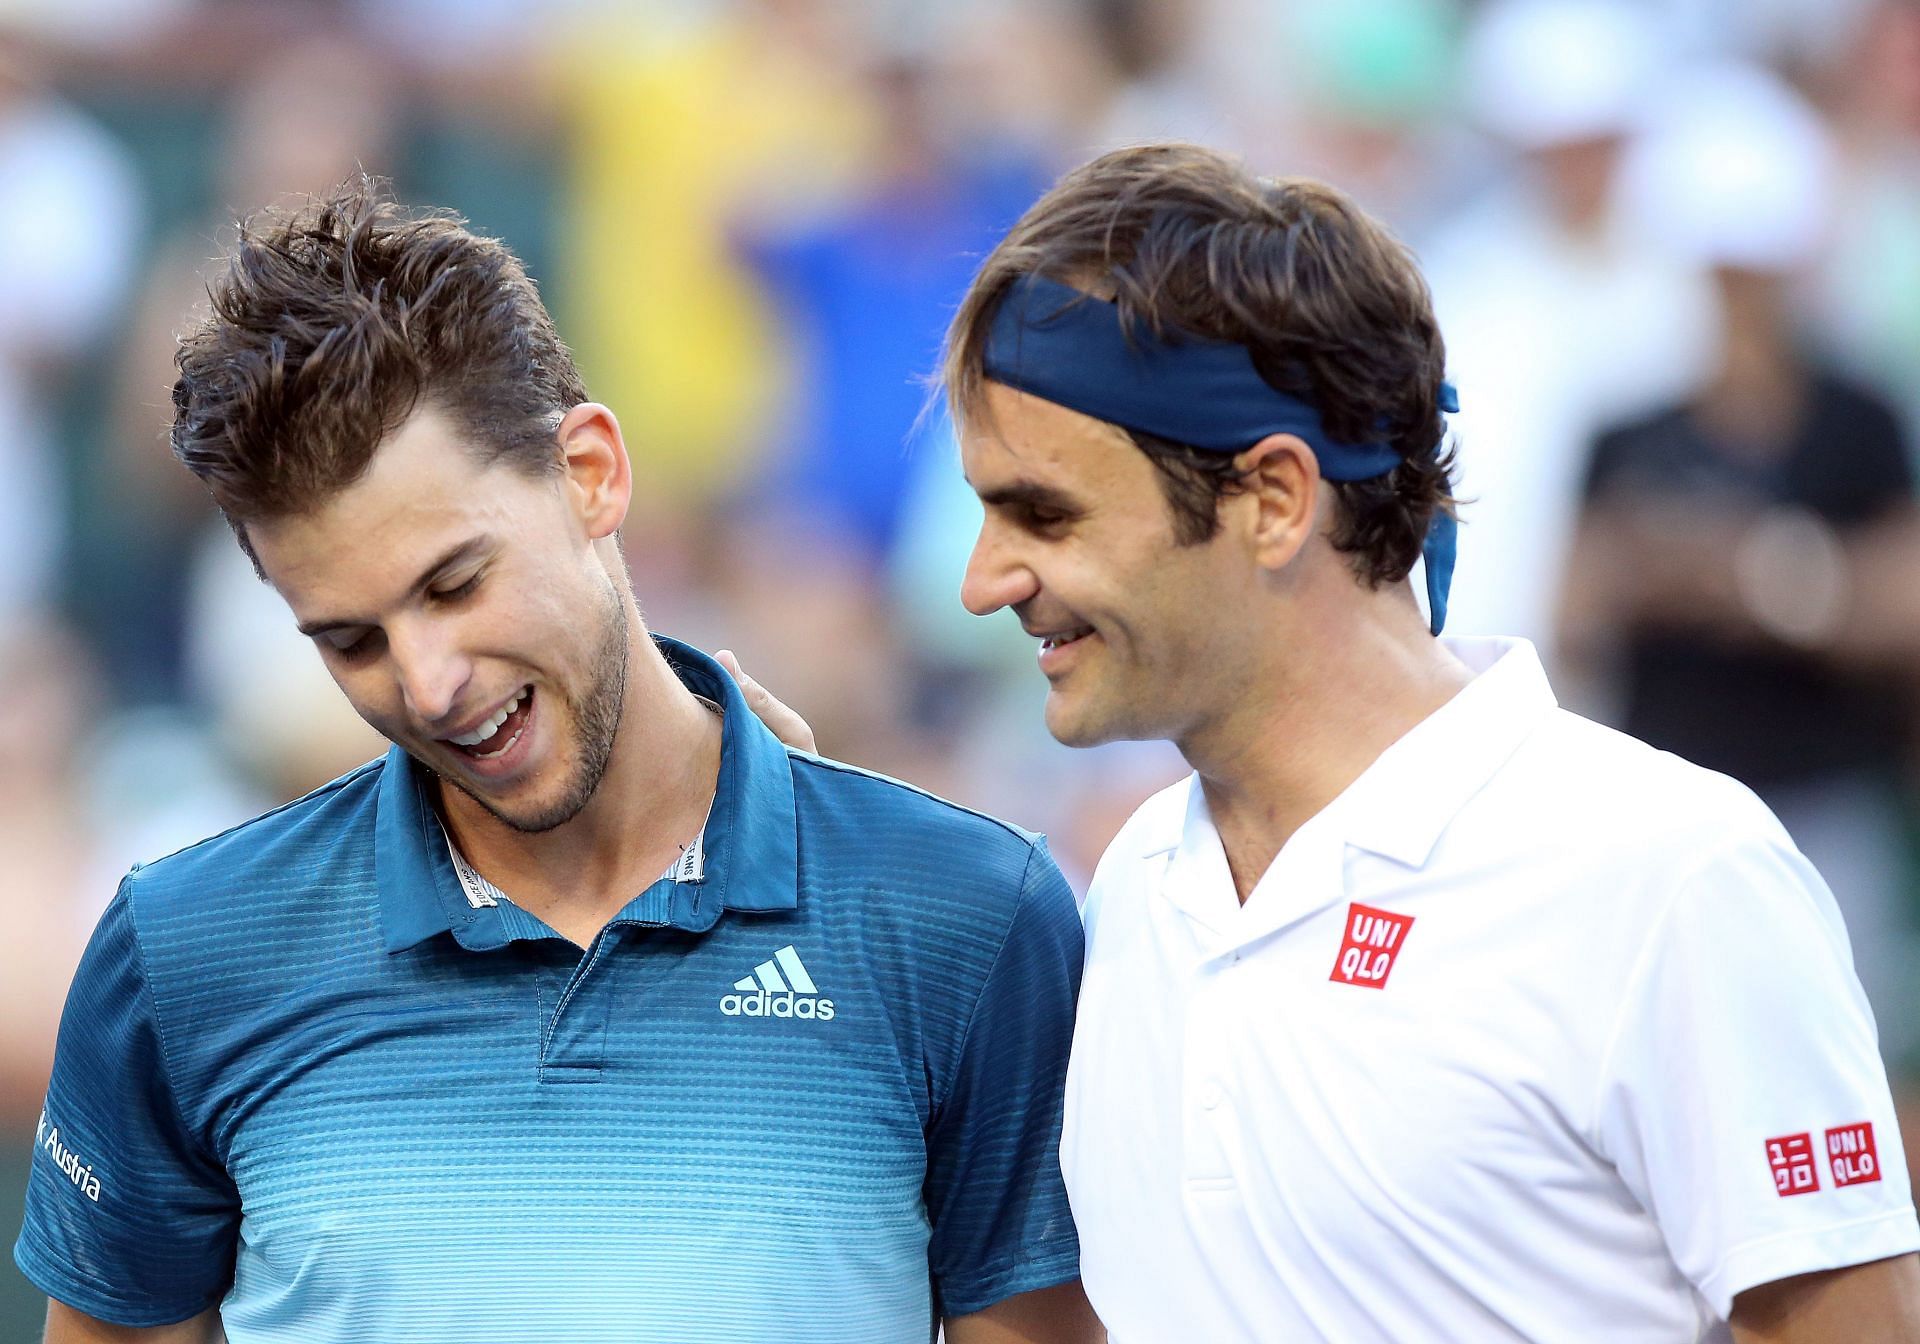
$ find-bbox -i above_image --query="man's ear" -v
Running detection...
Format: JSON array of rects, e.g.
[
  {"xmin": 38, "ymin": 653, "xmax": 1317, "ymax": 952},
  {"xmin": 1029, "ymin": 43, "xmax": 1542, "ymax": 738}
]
[
  {"xmin": 1231, "ymin": 432, "xmax": 1320, "ymax": 570},
  {"xmin": 555, "ymin": 403, "xmax": 631, "ymax": 540}
]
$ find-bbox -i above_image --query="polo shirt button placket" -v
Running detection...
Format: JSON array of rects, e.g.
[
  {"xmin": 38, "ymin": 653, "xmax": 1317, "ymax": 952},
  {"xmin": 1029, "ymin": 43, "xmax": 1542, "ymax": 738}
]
[
  {"xmin": 1199, "ymin": 951, "xmax": 1234, "ymax": 1110},
  {"xmin": 1183, "ymin": 974, "xmax": 1237, "ymax": 1184},
  {"xmin": 538, "ymin": 932, "xmax": 617, "ymax": 1083}
]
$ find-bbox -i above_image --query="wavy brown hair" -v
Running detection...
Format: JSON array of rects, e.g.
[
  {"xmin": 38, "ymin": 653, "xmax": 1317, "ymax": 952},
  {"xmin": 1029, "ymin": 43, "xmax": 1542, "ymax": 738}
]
[
  {"xmin": 171, "ymin": 176, "xmax": 585, "ymax": 558},
  {"xmin": 943, "ymin": 142, "xmax": 1455, "ymax": 583}
]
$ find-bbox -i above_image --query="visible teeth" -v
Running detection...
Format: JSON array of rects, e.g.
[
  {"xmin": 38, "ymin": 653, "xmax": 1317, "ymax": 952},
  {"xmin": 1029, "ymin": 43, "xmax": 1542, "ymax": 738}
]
[{"xmin": 450, "ymin": 691, "xmax": 524, "ymax": 746}]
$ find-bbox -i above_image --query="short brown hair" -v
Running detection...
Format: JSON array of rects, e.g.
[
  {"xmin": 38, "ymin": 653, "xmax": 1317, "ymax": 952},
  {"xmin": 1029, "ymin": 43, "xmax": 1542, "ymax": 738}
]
[
  {"xmin": 944, "ymin": 142, "xmax": 1455, "ymax": 582},
  {"xmin": 171, "ymin": 176, "xmax": 585, "ymax": 552}
]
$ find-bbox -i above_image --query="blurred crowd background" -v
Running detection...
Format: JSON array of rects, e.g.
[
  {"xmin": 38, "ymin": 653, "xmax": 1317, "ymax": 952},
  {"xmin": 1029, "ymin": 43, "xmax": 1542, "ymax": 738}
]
[{"xmin": 5, "ymin": 0, "xmax": 1920, "ymax": 1326}]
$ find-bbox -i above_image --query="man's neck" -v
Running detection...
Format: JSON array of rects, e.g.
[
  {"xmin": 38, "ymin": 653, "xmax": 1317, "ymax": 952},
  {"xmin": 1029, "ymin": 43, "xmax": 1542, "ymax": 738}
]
[
  {"xmin": 1183, "ymin": 593, "xmax": 1473, "ymax": 905},
  {"xmin": 438, "ymin": 635, "xmax": 724, "ymax": 943}
]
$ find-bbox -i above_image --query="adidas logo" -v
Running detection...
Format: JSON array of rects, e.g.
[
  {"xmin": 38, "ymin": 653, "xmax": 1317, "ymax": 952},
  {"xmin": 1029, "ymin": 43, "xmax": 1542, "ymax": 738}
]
[{"xmin": 720, "ymin": 945, "xmax": 836, "ymax": 1021}]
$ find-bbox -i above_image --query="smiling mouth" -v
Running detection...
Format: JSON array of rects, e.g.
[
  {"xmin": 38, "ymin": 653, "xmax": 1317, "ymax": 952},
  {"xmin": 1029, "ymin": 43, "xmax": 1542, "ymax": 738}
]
[
  {"xmin": 1039, "ymin": 627, "xmax": 1094, "ymax": 652},
  {"xmin": 448, "ymin": 686, "xmax": 534, "ymax": 760}
]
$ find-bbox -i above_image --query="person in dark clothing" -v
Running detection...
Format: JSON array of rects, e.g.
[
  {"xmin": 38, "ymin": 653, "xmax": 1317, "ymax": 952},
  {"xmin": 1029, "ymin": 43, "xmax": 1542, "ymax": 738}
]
[
  {"xmin": 1563, "ymin": 63, "xmax": 1920, "ymax": 1071},
  {"xmin": 1576, "ymin": 358, "xmax": 1913, "ymax": 795}
]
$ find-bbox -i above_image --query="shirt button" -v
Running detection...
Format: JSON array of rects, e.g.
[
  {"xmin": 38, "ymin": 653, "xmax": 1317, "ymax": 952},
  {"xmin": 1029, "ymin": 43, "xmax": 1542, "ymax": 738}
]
[{"xmin": 1199, "ymin": 1082, "xmax": 1225, "ymax": 1111}]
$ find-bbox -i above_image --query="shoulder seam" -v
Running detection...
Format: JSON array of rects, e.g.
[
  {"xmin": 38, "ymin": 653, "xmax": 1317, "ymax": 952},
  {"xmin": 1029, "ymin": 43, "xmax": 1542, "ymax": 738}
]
[
  {"xmin": 136, "ymin": 756, "xmax": 385, "ymax": 870},
  {"xmin": 119, "ymin": 875, "xmax": 226, "ymax": 1173},
  {"xmin": 784, "ymin": 749, "xmax": 1037, "ymax": 845}
]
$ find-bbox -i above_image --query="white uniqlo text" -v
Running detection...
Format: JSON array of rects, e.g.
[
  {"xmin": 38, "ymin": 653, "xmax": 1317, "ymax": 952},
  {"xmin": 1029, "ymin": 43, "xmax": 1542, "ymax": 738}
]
[
  {"xmin": 1827, "ymin": 1123, "xmax": 1882, "ymax": 1188},
  {"xmin": 1329, "ymin": 903, "xmax": 1415, "ymax": 989}
]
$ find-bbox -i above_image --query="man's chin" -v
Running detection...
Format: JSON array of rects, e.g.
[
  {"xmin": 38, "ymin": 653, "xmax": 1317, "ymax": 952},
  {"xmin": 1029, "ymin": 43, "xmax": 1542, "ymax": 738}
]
[
  {"xmin": 1044, "ymin": 677, "xmax": 1178, "ymax": 750},
  {"xmin": 1044, "ymin": 693, "xmax": 1125, "ymax": 750},
  {"xmin": 480, "ymin": 795, "xmax": 589, "ymax": 835},
  {"xmin": 437, "ymin": 763, "xmax": 593, "ymax": 835}
]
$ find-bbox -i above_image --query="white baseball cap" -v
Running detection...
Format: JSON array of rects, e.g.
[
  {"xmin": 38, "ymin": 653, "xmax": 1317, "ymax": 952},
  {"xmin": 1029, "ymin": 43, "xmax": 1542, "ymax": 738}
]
[
  {"xmin": 1463, "ymin": 0, "xmax": 1667, "ymax": 148},
  {"xmin": 1623, "ymin": 61, "xmax": 1836, "ymax": 272}
]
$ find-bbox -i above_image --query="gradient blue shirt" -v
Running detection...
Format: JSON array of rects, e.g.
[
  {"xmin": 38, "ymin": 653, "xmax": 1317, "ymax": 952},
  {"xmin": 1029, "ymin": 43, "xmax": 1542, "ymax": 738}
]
[{"xmin": 16, "ymin": 639, "xmax": 1083, "ymax": 1341}]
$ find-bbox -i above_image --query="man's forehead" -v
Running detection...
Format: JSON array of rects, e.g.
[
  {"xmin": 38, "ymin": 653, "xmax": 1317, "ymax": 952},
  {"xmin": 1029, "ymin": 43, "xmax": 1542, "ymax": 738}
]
[
  {"xmin": 260, "ymin": 513, "xmax": 482, "ymax": 620},
  {"xmin": 961, "ymin": 383, "xmax": 1140, "ymax": 489},
  {"xmin": 249, "ymin": 421, "xmax": 518, "ymax": 621}
]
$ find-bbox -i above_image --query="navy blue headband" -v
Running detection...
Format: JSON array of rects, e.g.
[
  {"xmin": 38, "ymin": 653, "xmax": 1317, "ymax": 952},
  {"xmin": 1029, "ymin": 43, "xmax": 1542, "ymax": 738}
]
[{"xmin": 981, "ymin": 272, "xmax": 1459, "ymax": 633}]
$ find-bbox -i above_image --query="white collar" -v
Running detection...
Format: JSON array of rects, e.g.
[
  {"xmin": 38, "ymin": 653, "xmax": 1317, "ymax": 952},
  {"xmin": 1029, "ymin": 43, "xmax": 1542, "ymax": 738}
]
[
  {"xmin": 1337, "ymin": 635, "xmax": 1557, "ymax": 868},
  {"xmin": 1142, "ymin": 636, "xmax": 1557, "ymax": 871}
]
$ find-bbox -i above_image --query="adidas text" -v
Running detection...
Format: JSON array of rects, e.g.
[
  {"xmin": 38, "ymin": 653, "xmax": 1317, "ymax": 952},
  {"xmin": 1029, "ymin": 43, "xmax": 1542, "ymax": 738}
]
[
  {"xmin": 720, "ymin": 990, "xmax": 836, "ymax": 1020},
  {"xmin": 721, "ymin": 945, "xmax": 835, "ymax": 1020}
]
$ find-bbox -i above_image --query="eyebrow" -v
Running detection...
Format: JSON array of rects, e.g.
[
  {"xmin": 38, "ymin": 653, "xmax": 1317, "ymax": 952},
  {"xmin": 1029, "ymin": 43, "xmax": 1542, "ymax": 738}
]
[
  {"xmin": 295, "ymin": 536, "xmax": 493, "ymax": 638},
  {"xmin": 973, "ymin": 481, "xmax": 1085, "ymax": 515}
]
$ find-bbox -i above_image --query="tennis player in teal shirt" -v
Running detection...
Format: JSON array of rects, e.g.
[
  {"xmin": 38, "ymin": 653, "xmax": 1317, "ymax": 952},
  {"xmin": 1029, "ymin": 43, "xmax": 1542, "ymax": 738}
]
[{"xmin": 15, "ymin": 180, "xmax": 1097, "ymax": 1344}]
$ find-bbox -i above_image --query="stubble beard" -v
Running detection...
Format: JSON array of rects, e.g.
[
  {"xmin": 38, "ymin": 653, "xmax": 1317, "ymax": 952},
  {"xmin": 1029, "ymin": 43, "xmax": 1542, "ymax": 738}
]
[
  {"xmin": 442, "ymin": 581, "xmax": 631, "ymax": 834},
  {"xmin": 1046, "ymin": 668, "xmax": 1134, "ymax": 749},
  {"xmin": 1045, "ymin": 644, "xmax": 1179, "ymax": 750}
]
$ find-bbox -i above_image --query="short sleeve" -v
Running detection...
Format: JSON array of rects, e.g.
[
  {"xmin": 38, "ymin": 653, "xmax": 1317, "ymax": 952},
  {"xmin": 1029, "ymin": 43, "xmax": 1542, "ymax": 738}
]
[
  {"xmin": 1595, "ymin": 821, "xmax": 1920, "ymax": 1319},
  {"xmin": 924, "ymin": 840, "xmax": 1084, "ymax": 1318},
  {"xmin": 13, "ymin": 878, "xmax": 239, "ymax": 1325}
]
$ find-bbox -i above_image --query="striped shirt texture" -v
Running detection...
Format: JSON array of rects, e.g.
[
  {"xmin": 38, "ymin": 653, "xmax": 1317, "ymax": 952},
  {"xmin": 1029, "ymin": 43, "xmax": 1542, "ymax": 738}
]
[{"xmin": 16, "ymin": 638, "xmax": 1083, "ymax": 1341}]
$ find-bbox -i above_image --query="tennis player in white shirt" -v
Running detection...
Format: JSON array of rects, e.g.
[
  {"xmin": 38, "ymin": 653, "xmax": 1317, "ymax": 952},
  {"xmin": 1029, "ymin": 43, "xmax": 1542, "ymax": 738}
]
[{"xmin": 738, "ymin": 141, "xmax": 1920, "ymax": 1342}]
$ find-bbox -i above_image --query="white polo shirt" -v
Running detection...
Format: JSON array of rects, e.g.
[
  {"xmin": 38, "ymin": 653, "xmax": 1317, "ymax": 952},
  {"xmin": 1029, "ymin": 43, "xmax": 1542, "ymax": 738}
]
[{"xmin": 1063, "ymin": 637, "xmax": 1919, "ymax": 1343}]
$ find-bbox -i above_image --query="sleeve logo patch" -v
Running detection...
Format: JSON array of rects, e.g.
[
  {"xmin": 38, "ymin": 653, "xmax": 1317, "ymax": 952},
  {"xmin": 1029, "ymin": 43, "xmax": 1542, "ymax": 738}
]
[
  {"xmin": 1329, "ymin": 903, "xmax": 1415, "ymax": 990},
  {"xmin": 1765, "ymin": 1132, "xmax": 1820, "ymax": 1197},
  {"xmin": 36, "ymin": 1108, "xmax": 102, "ymax": 1203},
  {"xmin": 1826, "ymin": 1122, "xmax": 1882, "ymax": 1188}
]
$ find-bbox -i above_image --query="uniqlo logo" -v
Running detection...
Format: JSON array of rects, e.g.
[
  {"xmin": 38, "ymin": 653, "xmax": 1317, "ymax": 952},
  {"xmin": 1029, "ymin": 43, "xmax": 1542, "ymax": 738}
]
[
  {"xmin": 1766, "ymin": 1133, "xmax": 1820, "ymax": 1197},
  {"xmin": 1826, "ymin": 1122, "xmax": 1883, "ymax": 1188},
  {"xmin": 1329, "ymin": 903, "xmax": 1415, "ymax": 989}
]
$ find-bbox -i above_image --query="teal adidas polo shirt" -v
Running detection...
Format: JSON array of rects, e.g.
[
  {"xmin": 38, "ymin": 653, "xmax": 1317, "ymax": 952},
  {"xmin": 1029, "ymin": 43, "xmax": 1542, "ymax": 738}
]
[{"xmin": 16, "ymin": 638, "xmax": 1084, "ymax": 1341}]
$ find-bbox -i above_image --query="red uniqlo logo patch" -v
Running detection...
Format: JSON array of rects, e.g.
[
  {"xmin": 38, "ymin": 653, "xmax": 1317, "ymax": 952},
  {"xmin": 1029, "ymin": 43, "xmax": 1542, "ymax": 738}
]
[
  {"xmin": 1329, "ymin": 903, "xmax": 1415, "ymax": 989},
  {"xmin": 1766, "ymin": 1133, "xmax": 1821, "ymax": 1197},
  {"xmin": 1826, "ymin": 1122, "xmax": 1883, "ymax": 1188}
]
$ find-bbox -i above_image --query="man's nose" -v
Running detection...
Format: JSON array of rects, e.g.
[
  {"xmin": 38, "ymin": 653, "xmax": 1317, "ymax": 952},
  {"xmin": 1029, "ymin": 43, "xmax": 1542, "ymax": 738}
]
[
  {"xmin": 960, "ymin": 524, "xmax": 1039, "ymax": 617},
  {"xmin": 390, "ymin": 624, "xmax": 472, "ymax": 727}
]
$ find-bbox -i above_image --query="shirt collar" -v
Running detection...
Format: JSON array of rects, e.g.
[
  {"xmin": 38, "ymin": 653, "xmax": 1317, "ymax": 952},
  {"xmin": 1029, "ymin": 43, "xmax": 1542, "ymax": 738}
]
[
  {"xmin": 1137, "ymin": 636, "xmax": 1557, "ymax": 870},
  {"xmin": 1335, "ymin": 636, "xmax": 1555, "ymax": 868},
  {"xmin": 375, "ymin": 634, "xmax": 800, "ymax": 953}
]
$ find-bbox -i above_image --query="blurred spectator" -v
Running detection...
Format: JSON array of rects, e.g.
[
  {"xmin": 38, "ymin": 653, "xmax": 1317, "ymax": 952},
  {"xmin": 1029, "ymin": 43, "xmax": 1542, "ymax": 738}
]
[
  {"xmin": 0, "ymin": 611, "xmax": 97, "ymax": 1329},
  {"xmin": 182, "ymin": 526, "xmax": 389, "ymax": 800},
  {"xmin": 556, "ymin": 0, "xmax": 877, "ymax": 512},
  {"xmin": 0, "ymin": 37, "xmax": 143, "ymax": 629},
  {"xmin": 1810, "ymin": 0, "xmax": 1920, "ymax": 440},
  {"xmin": 0, "ymin": 0, "xmax": 191, "ymax": 51},
  {"xmin": 0, "ymin": 615, "xmax": 102, "ymax": 1125},
  {"xmin": 1655, "ymin": 0, "xmax": 1877, "ymax": 65},
  {"xmin": 1231, "ymin": 0, "xmax": 1475, "ymax": 234},
  {"xmin": 1421, "ymin": 0, "xmax": 1715, "ymax": 656},
  {"xmin": 1073, "ymin": 0, "xmax": 1229, "ymax": 149},
  {"xmin": 741, "ymin": 37, "xmax": 1049, "ymax": 560},
  {"xmin": 1563, "ymin": 62, "xmax": 1920, "ymax": 1065},
  {"xmin": 91, "ymin": 30, "xmax": 402, "ymax": 704},
  {"xmin": 0, "ymin": 603, "xmax": 257, "ymax": 1096}
]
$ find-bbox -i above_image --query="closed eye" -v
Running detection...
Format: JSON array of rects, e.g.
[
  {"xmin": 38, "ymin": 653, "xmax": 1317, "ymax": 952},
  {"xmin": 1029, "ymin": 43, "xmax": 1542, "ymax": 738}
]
[
  {"xmin": 324, "ymin": 627, "xmax": 385, "ymax": 661},
  {"xmin": 976, "ymin": 483, "xmax": 1085, "ymax": 537},
  {"xmin": 431, "ymin": 570, "xmax": 485, "ymax": 603},
  {"xmin": 1013, "ymin": 504, "xmax": 1077, "ymax": 536}
]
